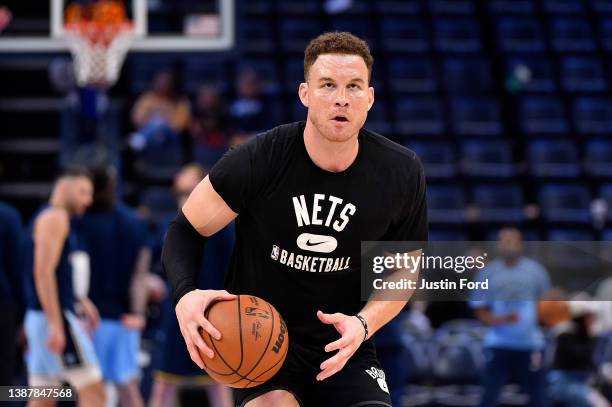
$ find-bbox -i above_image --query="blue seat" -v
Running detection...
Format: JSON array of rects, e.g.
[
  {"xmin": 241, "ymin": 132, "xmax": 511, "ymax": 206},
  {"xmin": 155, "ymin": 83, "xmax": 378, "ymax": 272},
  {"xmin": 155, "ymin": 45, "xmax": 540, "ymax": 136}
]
[
  {"xmin": 431, "ymin": 334, "xmax": 484, "ymax": 384},
  {"xmin": 603, "ymin": 229, "xmax": 612, "ymax": 240},
  {"xmin": 429, "ymin": 0, "xmax": 474, "ymax": 14},
  {"xmin": 389, "ymin": 58, "xmax": 438, "ymax": 93},
  {"xmin": 406, "ymin": 141, "xmax": 457, "ymax": 179},
  {"xmin": 380, "ymin": 18, "xmax": 429, "ymax": 53},
  {"xmin": 428, "ymin": 230, "xmax": 468, "ymax": 241},
  {"xmin": 550, "ymin": 17, "xmax": 595, "ymax": 52},
  {"xmin": 542, "ymin": 0, "xmax": 584, "ymax": 14},
  {"xmin": 279, "ymin": 19, "xmax": 322, "ymax": 53},
  {"xmin": 488, "ymin": 0, "xmax": 535, "ymax": 14},
  {"xmin": 284, "ymin": 58, "xmax": 304, "ymax": 91},
  {"xmin": 601, "ymin": 18, "xmax": 612, "ymax": 51},
  {"xmin": 585, "ymin": 140, "xmax": 612, "ymax": 178},
  {"xmin": 239, "ymin": 19, "xmax": 275, "ymax": 54},
  {"xmin": 451, "ymin": 97, "xmax": 503, "ymax": 136},
  {"xmin": 183, "ymin": 59, "xmax": 230, "ymax": 91},
  {"xmin": 547, "ymin": 229, "xmax": 595, "ymax": 241},
  {"xmin": 140, "ymin": 187, "xmax": 177, "ymax": 225},
  {"xmin": 329, "ymin": 18, "xmax": 375, "ymax": 49},
  {"xmin": 472, "ymin": 184, "xmax": 525, "ymax": 223},
  {"xmin": 277, "ymin": 0, "xmax": 320, "ymax": 15},
  {"xmin": 561, "ymin": 57, "xmax": 607, "ymax": 93},
  {"xmin": 539, "ymin": 184, "xmax": 591, "ymax": 223},
  {"xmin": 520, "ymin": 96, "xmax": 569, "ymax": 135},
  {"xmin": 242, "ymin": 0, "xmax": 273, "ymax": 16},
  {"xmin": 574, "ymin": 97, "xmax": 612, "ymax": 135},
  {"xmin": 443, "ymin": 58, "xmax": 491, "ymax": 93},
  {"xmin": 394, "ymin": 97, "xmax": 445, "ymax": 136},
  {"xmin": 374, "ymin": 0, "xmax": 422, "ymax": 14},
  {"xmin": 434, "ymin": 19, "xmax": 481, "ymax": 53},
  {"xmin": 289, "ymin": 100, "xmax": 307, "ymax": 123},
  {"xmin": 505, "ymin": 57, "xmax": 556, "ymax": 93},
  {"xmin": 237, "ymin": 59, "xmax": 280, "ymax": 95},
  {"xmin": 527, "ymin": 139, "xmax": 580, "ymax": 178},
  {"xmin": 427, "ymin": 185, "xmax": 466, "ymax": 224},
  {"xmin": 497, "ymin": 17, "xmax": 545, "ymax": 53},
  {"xmin": 592, "ymin": 0, "xmax": 612, "ymax": 14},
  {"xmin": 365, "ymin": 101, "xmax": 392, "ymax": 135},
  {"xmin": 461, "ymin": 140, "xmax": 515, "ymax": 178},
  {"xmin": 331, "ymin": 0, "xmax": 371, "ymax": 14},
  {"xmin": 600, "ymin": 184, "xmax": 612, "ymax": 221}
]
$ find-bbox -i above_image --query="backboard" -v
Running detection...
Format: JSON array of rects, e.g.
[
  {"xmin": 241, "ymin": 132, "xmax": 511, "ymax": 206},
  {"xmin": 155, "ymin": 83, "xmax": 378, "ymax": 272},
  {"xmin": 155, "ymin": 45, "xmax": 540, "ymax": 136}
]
[{"xmin": 0, "ymin": 0, "xmax": 234, "ymax": 51}]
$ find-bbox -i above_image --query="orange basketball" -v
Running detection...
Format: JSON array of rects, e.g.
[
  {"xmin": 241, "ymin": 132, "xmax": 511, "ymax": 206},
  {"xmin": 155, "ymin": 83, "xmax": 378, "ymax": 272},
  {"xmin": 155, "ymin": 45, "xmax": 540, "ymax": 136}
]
[
  {"xmin": 538, "ymin": 300, "xmax": 571, "ymax": 327},
  {"xmin": 199, "ymin": 295, "xmax": 289, "ymax": 388}
]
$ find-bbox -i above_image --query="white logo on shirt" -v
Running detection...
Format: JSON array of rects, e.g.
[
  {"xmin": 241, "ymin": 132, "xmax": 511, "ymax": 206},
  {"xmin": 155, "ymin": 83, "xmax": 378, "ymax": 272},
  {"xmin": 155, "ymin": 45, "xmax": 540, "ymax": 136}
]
[
  {"xmin": 365, "ymin": 366, "xmax": 389, "ymax": 394},
  {"xmin": 292, "ymin": 194, "xmax": 356, "ymax": 232},
  {"xmin": 296, "ymin": 233, "xmax": 338, "ymax": 253}
]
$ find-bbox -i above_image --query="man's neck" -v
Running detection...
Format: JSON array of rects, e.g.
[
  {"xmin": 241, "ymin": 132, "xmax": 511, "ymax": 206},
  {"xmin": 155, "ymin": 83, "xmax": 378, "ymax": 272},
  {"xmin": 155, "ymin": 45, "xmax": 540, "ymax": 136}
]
[
  {"xmin": 49, "ymin": 193, "xmax": 69, "ymax": 213},
  {"xmin": 303, "ymin": 119, "xmax": 359, "ymax": 173}
]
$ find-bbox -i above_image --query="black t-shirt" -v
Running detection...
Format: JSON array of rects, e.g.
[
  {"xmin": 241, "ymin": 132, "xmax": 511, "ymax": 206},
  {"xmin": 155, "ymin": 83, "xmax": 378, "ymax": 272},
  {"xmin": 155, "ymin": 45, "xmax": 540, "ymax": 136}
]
[{"xmin": 209, "ymin": 121, "xmax": 428, "ymax": 347}]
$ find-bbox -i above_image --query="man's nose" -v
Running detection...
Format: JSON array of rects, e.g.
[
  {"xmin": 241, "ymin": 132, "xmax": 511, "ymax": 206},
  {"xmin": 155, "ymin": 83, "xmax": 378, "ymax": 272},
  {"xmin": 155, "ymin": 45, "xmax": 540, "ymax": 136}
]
[{"xmin": 335, "ymin": 88, "xmax": 349, "ymax": 107}]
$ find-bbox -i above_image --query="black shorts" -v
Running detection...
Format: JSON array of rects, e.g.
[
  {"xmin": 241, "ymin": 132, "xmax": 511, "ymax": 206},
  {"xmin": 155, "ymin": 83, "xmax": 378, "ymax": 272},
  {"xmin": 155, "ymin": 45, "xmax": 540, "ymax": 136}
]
[{"xmin": 233, "ymin": 339, "xmax": 392, "ymax": 407}]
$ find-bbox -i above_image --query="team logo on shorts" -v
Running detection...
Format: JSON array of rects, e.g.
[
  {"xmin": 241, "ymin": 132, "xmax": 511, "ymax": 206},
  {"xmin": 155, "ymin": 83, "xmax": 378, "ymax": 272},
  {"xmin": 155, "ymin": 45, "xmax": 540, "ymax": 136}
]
[
  {"xmin": 271, "ymin": 245, "xmax": 280, "ymax": 260},
  {"xmin": 365, "ymin": 366, "xmax": 389, "ymax": 394}
]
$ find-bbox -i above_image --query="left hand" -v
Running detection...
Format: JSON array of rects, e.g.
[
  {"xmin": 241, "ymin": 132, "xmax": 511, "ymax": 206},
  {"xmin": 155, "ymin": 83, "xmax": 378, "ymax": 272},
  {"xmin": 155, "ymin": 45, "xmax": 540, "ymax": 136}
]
[
  {"xmin": 78, "ymin": 297, "xmax": 100, "ymax": 333},
  {"xmin": 316, "ymin": 310, "xmax": 366, "ymax": 381}
]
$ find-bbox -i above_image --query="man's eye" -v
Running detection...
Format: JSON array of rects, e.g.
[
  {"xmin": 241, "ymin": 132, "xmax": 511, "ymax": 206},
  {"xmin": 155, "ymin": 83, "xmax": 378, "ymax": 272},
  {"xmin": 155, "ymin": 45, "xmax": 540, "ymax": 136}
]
[
  {"xmin": 323, "ymin": 83, "xmax": 334, "ymax": 88},
  {"xmin": 349, "ymin": 84, "xmax": 359, "ymax": 89}
]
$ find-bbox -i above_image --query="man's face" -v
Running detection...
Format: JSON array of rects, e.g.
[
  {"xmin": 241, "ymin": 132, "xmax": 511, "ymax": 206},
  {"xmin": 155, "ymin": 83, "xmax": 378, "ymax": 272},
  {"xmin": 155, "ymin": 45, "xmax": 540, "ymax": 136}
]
[
  {"xmin": 299, "ymin": 54, "xmax": 374, "ymax": 143},
  {"xmin": 68, "ymin": 177, "xmax": 93, "ymax": 216},
  {"xmin": 498, "ymin": 229, "xmax": 523, "ymax": 261}
]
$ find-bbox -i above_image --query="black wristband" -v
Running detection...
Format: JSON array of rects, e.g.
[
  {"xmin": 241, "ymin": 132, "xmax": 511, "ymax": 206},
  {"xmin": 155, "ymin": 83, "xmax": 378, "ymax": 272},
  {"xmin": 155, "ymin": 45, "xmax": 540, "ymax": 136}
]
[{"xmin": 355, "ymin": 314, "xmax": 369, "ymax": 342}]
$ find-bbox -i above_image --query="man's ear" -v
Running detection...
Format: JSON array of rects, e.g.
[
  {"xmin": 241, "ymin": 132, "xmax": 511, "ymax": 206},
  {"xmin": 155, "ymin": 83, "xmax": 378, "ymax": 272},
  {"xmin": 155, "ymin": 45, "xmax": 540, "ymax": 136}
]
[
  {"xmin": 367, "ymin": 86, "xmax": 374, "ymax": 111},
  {"xmin": 298, "ymin": 82, "xmax": 309, "ymax": 108}
]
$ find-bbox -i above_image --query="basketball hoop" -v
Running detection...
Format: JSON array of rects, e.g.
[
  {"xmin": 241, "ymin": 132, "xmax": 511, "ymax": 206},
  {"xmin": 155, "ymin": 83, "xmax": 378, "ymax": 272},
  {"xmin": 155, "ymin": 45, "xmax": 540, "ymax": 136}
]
[{"xmin": 63, "ymin": 0, "xmax": 134, "ymax": 88}]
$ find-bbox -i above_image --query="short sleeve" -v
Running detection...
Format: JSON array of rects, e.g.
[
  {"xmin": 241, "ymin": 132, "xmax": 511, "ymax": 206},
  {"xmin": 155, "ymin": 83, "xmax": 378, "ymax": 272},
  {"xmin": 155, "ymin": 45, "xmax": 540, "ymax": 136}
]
[
  {"xmin": 384, "ymin": 156, "xmax": 428, "ymax": 244},
  {"xmin": 209, "ymin": 135, "xmax": 269, "ymax": 214}
]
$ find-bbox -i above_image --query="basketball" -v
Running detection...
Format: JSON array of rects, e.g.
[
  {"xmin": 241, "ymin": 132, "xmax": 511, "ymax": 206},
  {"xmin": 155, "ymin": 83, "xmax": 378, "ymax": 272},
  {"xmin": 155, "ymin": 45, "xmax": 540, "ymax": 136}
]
[
  {"xmin": 199, "ymin": 295, "xmax": 289, "ymax": 388},
  {"xmin": 538, "ymin": 300, "xmax": 571, "ymax": 327}
]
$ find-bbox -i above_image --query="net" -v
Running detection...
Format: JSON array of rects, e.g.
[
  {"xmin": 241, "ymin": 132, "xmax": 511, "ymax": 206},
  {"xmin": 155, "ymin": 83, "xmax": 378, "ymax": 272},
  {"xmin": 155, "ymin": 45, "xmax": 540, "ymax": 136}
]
[{"xmin": 63, "ymin": 0, "xmax": 133, "ymax": 88}]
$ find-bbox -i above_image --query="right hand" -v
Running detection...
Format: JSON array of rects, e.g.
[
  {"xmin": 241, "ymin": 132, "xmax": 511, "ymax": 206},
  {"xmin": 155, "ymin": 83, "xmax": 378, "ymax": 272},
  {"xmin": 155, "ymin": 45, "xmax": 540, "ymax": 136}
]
[
  {"xmin": 175, "ymin": 289, "xmax": 236, "ymax": 369},
  {"xmin": 47, "ymin": 323, "xmax": 66, "ymax": 354}
]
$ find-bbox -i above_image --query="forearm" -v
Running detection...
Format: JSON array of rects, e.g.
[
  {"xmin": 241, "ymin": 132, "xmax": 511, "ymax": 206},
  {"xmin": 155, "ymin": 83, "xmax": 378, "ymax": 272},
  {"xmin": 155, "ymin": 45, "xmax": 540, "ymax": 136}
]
[
  {"xmin": 161, "ymin": 210, "xmax": 206, "ymax": 305},
  {"xmin": 34, "ymin": 269, "xmax": 63, "ymax": 327},
  {"xmin": 130, "ymin": 248, "xmax": 151, "ymax": 315}
]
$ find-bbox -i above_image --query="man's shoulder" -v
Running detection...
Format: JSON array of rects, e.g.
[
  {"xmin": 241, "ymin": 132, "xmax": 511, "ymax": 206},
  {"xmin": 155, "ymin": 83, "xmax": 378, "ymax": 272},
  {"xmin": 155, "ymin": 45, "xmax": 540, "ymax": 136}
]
[
  {"xmin": 361, "ymin": 127, "xmax": 421, "ymax": 168},
  {"xmin": 239, "ymin": 121, "xmax": 303, "ymax": 156}
]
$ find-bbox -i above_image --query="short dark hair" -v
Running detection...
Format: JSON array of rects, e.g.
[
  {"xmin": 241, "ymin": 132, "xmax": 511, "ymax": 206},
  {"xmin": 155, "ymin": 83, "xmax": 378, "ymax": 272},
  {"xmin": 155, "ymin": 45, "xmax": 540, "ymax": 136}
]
[
  {"xmin": 56, "ymin": 166, "xmax": 92, "ymax": 182},
  {"xmin": 304, "ymin": 32, "xmax": 374, "ymax": 82}
]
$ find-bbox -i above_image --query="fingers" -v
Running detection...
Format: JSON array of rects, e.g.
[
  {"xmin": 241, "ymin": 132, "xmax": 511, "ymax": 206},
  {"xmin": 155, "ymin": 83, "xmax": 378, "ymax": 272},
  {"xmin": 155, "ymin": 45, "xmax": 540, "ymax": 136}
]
[
  {"xmin": 214, "ymin": 290, "xmax": 237, "ymax": 301},
  {"xmin": 196, "ymin": 314, "xmax": 222, "ymax": 340},
  {"xmin": 317, "ymin": 347, "xmax": 349, "ymax": 381},
  {"xmin": 317, "ymin": 310, "xmax": 343, "ymax": 325},
  {"xmin": 324, "ymin": 336, "xmax": 350, "ymax": 353}
]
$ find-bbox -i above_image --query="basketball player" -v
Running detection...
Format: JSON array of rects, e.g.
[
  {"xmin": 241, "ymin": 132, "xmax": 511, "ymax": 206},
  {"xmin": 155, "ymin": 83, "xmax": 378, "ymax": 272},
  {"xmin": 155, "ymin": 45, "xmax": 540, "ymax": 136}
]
[
  {"xmin": 23, "ymin": 167, "xmax": 106, "ymax": 407},
  {"xmin": 162, "ymin": 32, "xmax": 428, "ymax": 406},
  {"xmin": 150, "ymin": 164, "xmax": 233, "ymax": 407},
  {"xmin": 73, "ymin": 165, "xmax": 148, "ymax": 407}
]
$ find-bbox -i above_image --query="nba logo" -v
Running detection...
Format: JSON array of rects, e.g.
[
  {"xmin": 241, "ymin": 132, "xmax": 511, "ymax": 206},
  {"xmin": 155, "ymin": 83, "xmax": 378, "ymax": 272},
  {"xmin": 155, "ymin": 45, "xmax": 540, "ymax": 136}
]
[{"xmin": 271, "ymin": 245, "xmax": 280, "ymax": 260}]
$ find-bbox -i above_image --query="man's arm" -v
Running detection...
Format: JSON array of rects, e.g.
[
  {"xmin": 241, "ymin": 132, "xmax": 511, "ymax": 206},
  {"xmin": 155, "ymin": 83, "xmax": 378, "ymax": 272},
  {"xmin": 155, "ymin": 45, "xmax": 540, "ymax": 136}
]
[
  {"xmin": 33, "ymin": 208, "xmax": 69, "ymax": 353},
  {"xmin": 317, "ymin": 249, "xmax": 421, "ymax": 381},
  {"xmin": 162, "ymin": 175, "xmax": 238, "ymax": 368},
  {"xmin": 121, "ymin": 247, "xmax": 152, "ymax": 330}
]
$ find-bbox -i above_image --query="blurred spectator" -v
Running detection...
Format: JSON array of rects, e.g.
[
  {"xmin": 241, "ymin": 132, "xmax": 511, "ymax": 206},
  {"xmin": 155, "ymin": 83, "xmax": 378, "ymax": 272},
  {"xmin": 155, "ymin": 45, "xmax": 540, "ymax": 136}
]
[
  {"xmin": 229, "ymin": 68, "xmax": 268, "ymax": 143},
  {"xmin": 190, "ymin": 84, "xmax": 230, "ymax": 168},
  {"xmin": 470, "ymin": 228, "xmax": 551, "ymax": 407},
  {"xmin": 130, "ymin": 70, "xmax": 191, "ymax": 151},
  {"xmin": 73, "ymin": 165, "xmax": 150, "ymax": 407},
  {"xmin": 549, "ymin": 308, "xmax": 610, "ymax": 407},
  {"xmin": 0, "ymin": 200, "xmax": 23, "ymax": 385},
  {"xmin": 149, "ymin": 163, "xmax": 233, "ymax": 407}
]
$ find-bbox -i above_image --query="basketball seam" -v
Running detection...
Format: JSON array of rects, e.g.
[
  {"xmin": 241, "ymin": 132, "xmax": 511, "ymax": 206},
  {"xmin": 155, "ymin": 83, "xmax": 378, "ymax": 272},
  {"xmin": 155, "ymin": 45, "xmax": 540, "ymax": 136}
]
[
  {"xmin": 246, "ymin": 316, "xmax": 290, "ymax": 387},
  {"xmin": 227, "ymin": 300, "xmax": 276, "ymax": 385},
  {"xmin": 204, "ymin": 296, "xmax": 248, "ymax": 379}
]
